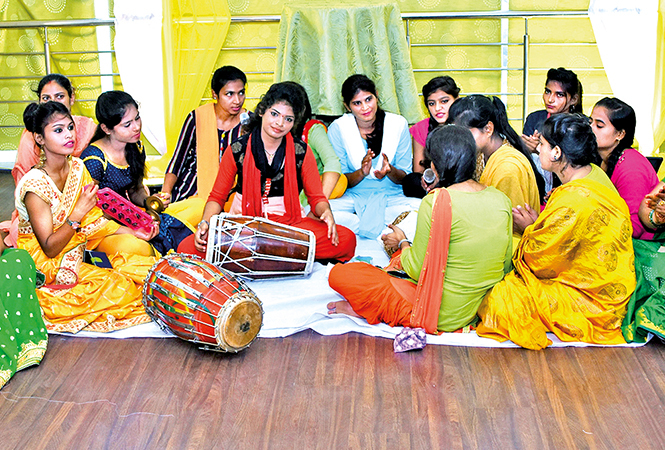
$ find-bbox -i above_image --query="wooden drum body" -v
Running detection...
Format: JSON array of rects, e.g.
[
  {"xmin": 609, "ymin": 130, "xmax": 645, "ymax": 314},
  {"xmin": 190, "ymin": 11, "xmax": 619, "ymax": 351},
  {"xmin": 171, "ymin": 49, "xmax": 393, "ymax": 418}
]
[
  {"xmin": 143, "ymin": 253, "xmax": 263, "ymax": 352},
  {"xmin": 205, "ymin": 214, "xmax": 316, "ymax": 279}
]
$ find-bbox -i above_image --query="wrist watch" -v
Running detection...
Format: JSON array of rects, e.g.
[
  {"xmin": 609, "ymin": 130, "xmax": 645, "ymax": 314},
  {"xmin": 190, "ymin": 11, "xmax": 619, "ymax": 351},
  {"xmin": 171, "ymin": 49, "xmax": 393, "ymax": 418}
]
[{"xmin": 66, "ymin": 218, "xmax": 81, "ymax": 231}]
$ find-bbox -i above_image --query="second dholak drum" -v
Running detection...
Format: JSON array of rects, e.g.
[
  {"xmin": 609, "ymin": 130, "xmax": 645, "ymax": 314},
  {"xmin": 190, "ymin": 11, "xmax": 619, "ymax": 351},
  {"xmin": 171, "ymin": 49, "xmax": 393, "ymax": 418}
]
[
  {"xmin": 143, "ymin": 253, "xmax": 263, "ymax": 352},
  {"xmin": 205, "ymin": 214, "xmax": 316, "ymax": 279}
]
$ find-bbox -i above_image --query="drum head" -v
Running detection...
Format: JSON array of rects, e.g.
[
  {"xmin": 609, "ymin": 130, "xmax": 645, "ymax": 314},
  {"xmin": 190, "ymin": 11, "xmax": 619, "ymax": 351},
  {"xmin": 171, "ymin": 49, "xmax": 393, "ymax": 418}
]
[{"xmin": 218, "ymin": 294, "xmax": 263, "ymax": 351}]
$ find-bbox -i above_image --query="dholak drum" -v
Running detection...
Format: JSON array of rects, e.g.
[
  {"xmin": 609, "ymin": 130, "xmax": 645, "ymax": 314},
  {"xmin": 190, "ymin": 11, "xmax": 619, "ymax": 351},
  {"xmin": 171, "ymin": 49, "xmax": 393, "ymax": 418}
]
[
  {"xmin": 205, "ymin": 214, "xmax": 316, "ymax": 279},
  {"xmin": 143, "ymin": 253, "xmax": 263, "ymax": 352}
]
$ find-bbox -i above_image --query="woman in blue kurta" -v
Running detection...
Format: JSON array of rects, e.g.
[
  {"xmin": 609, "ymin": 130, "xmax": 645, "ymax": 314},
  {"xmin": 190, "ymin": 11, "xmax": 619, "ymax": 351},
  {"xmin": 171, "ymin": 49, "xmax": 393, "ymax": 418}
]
[{"xmin": 327, "ymin": 75, "xmax": 422, "ymax": 239}]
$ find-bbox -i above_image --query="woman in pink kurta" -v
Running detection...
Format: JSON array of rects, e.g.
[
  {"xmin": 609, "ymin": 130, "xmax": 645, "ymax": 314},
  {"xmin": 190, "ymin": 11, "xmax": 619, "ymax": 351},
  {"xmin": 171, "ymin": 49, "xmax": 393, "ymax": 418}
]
[{"xmin": 591, "ymin": 97, "xmax": 659, "ymax": 239}]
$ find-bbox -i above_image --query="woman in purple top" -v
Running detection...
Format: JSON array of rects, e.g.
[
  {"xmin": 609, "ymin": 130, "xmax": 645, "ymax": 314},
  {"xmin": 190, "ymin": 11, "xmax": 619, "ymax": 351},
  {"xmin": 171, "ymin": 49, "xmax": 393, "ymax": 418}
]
[
  {"xmin": 591, "ymin": 97, "xmax": 660, "ymax": 239},
  {"xmin": 403, "ymin": 76, "xmax": 459, "ymax": 198}
]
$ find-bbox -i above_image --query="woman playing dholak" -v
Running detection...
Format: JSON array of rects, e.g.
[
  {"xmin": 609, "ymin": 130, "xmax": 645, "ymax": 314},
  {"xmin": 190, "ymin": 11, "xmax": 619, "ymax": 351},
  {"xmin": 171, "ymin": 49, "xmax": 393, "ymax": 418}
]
[
  {"xmin": 16, "ymin": 101, "xmax": 157, "ymax": 333},
  {"xmin": 328, "ymin": 125, "xmax": 513, "ymax": 333},
  {"xmin": 177, "ymin": 82, "xmax": 356, "ymax": 262},
  {"xmin": 477, "ymin": 114, "xmax": 636, "ymax": 349}
]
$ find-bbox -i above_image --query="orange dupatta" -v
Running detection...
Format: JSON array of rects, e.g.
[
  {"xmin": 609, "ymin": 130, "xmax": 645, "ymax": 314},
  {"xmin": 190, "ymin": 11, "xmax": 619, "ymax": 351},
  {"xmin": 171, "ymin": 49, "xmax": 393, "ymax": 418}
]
[
  {"xmin": 410, "ymin": 188, "xmax": 453, "ymax": 334},
  {"xmin": 195, "ymin": 102, "xmax": 220, "ymax": 200}
]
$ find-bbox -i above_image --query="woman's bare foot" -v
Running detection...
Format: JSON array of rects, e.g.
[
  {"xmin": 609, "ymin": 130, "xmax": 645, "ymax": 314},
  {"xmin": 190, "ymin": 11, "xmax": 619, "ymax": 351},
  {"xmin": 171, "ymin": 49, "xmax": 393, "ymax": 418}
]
[{"xmin": 327, "ymin": 301, "xmax": 362, "ymax": 318}]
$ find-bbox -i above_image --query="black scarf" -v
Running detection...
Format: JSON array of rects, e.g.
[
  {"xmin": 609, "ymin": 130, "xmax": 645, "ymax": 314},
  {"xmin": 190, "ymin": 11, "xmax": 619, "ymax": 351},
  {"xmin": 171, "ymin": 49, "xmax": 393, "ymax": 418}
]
[{"xmin": 250, "ymin": 130, "xmax": 286, "ymax": 179}]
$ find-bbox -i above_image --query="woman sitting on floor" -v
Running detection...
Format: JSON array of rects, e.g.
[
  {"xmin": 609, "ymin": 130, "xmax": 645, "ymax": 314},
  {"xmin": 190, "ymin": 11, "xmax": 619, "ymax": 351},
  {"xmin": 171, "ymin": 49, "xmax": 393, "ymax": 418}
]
[
  {"xmin": 178, "ymin": 82, "xmax": 356, "ymax": 263},
  {"xmin": 16, "ymin": 101, "xmax": 157, "ymax": 333},
  {"xmin": 448, "ymin": 94, "xmax": 545, "ymax": 245},
  {"xmin": 12, "ymin": 74, "xmax": 96, "ymax": 185},
  {"xmin": 2, "ymin": 74, "xmax": 96, "ymax": 248},
  {"xmin": 0, "ymin": 230, "xmax": 47, "ymax": 390},
  {"xmin": 328, "ymin": 125, "xmax": 513, "ymax": 334},
  {"xmin": 521, "ymin": 67, "xmax": 583, "ymax": 192},
  {"xmin": 327, "ymin": 74, "xmax": 422, "ymax": 239},
  {"xmin": 623, "ymin": 181, "xmax": 665, "ymax": 342},
  {"xmin": 163, "ymin": 65, "xmax": 250, "ymax": 203},
  {"xmin": 477, "ymin": 113, "xmax": 635, "ymax": 350},
  {"xmin": 591, "ymin": 97, "xmax": 660, "ymax": 239},
  {"xmin": 403, "ymin": 76, "xmax": 461, "ymax": 198},
  {"xmin": 81, "ymin": 91, "xmax": 197, "ymax": 256}
]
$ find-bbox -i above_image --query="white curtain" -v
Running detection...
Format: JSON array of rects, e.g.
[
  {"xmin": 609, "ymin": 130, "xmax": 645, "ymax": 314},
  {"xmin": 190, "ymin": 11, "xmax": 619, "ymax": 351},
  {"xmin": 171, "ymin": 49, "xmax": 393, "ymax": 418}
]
[
  {"xmin": 589, "ymin": 0, "xmax": 660, "ymax": 154},
  {"xmin": 113, "ymin": 0, "xmax": 167, "ymax": 154}
]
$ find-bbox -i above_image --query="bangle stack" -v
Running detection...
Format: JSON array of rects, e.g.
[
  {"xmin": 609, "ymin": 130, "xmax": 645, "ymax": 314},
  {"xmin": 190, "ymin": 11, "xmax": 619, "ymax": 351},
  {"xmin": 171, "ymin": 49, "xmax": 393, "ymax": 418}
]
[
  {"xmin": 649, "ymin": 210, "xmax": 664, "ymax": 228},
  {"xmin": 198, "ymin": 219, "xmax": 210, "ymax": 229}
]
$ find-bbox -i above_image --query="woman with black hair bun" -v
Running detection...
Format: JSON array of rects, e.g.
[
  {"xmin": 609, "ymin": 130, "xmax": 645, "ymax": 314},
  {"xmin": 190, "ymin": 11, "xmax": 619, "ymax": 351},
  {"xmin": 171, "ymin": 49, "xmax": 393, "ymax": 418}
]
[
  {"xmin": 477, "ymin": 113, "xmax": 635, "ymax": 350},
  {"xmin": 403, "ymin": 76, "xmax": 461, "ymax": 198},
  {"xmin": 81, "ymin": 91, "xmax": 195, "ymax": 256},
  {"xmin": 328, "ymin": 125, "xmax": 512, "ymax": 334},
  {"xmin": 177, "ymin": 82, "xmax": 356, "ymax": 262},
  {"xmin": 326, "ymin": 74, "xmax": 422, "ymax": 239},
  {"xmin": 12, "ymin": 74, "xmax": 96, "ymax": 185},
  {"xmin": 15, "ymin": 101, "xmax": 156, "ymax": 334},
  {"xmin": 591, "ymin": 97, "xmax": 659, "ymax": 239}
]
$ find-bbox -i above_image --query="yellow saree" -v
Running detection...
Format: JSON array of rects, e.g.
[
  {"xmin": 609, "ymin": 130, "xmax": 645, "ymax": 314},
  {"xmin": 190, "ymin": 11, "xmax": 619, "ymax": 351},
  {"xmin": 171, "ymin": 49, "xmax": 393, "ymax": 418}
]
[
  {"xmin": 16, "ymin": 158, "xmax": 156, "ymax": 333},
  {"xmin": 477, "ymin": 173, "xmax": 635, "ymax": 349}
]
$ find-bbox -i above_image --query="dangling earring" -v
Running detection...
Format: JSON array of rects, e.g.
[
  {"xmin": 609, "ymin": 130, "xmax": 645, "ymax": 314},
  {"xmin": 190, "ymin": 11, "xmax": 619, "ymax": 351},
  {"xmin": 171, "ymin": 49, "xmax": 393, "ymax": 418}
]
[{"xmin": 38, "ymin": 145, "xmax": 46, "ymax": 167}]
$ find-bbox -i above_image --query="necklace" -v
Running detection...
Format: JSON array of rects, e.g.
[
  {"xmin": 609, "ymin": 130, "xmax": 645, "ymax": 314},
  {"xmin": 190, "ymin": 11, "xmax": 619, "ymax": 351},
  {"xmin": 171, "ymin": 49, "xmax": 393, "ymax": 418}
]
[{"xmin": 265, "ymin": 149, "xmax": 277, "ymax": 164}]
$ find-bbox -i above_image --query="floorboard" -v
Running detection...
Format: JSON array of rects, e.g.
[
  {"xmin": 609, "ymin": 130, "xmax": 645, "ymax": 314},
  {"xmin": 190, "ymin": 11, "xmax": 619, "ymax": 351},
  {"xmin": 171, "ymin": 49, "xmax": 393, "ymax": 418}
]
[{"xmin": 1, "ymin": 333, "xmax": 665, "ymax": 449}]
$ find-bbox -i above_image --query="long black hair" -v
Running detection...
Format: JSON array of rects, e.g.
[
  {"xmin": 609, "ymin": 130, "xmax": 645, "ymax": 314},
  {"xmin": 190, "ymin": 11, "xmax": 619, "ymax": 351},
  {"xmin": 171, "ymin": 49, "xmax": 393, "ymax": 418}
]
[
  {"xmin": 90, "ymin": 90, "xmax": 145, "ymax": 190},
  {"xmin": 244, "ymin": 82, "xmax": 307, "ymax": 138},
  {"xmin": 594, "ymin": 97, "xmax": 636, "ymax": 178},
  {"xmin": 546, "ymin": 67, "xmax": 583, "ymax": 114},
  {"xmin": 448, "ymin": 94, "xmax": 546, "ymax": 201},
  {"xmin": 425, "ymin": 124, "xmax": 477, "ymax": 188},
  {"xmin": 341, "ymin": 74, "xmax": 385, "ymax": 157},
  {"xmin": 422, "ymin": 76, "xmax": 460, "ymax": 133},
  {"xmin": 541, "ymin": 114, "xmax": 600, "ymax": 168}
]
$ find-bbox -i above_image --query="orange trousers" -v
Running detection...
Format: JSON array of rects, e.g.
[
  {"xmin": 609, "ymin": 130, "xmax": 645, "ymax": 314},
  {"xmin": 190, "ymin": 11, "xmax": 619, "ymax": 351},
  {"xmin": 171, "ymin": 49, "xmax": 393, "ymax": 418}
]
[{"xmin": 328, "ymin": 262, "xmax": 418, "ymax": 327}]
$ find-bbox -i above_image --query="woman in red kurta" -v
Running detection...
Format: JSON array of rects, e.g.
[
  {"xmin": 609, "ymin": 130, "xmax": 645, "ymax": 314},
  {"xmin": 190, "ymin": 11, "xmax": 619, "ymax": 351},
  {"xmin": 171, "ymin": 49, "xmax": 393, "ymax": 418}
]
[{"xmin": 178, "ymin": 82, "xmax": 356, "ymax": 262}]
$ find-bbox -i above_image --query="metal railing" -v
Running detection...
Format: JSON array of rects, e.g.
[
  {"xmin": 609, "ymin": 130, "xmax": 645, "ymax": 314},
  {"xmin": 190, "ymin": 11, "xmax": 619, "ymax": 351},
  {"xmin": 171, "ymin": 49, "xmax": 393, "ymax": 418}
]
[{"xmin": 0, "ymin": 10, "xmax": 595, "ymax": 135}]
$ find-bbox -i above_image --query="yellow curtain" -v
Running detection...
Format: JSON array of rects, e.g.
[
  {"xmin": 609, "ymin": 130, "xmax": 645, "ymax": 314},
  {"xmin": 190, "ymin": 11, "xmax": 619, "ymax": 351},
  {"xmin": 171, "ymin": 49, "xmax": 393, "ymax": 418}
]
[
  {"xmin": 654, "ymin": 0, "xmax": 665, "ymax": 175},
  {"xmin": 158, "ymin": 0, "xmax": 231, "ymax": 174},
  {"xmin": 0, "ymin": 1, "xmax": 98, "ymax": 153}
]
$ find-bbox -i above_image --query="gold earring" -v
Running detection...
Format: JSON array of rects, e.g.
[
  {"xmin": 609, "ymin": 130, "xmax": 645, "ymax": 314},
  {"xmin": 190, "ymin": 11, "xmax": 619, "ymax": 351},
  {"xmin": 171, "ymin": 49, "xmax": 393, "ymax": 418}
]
[{"xmin": 38, "ymin": 146, "xmax": 46, "ymax": 166}]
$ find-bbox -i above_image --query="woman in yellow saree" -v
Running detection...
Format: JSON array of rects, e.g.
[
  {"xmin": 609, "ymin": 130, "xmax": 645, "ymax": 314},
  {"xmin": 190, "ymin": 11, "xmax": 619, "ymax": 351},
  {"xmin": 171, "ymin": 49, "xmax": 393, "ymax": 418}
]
[
  {"xmin": 477, "ymin": 114, "xmax": 636, "ymax": 349},
  {"xmin": 16, "ymin": 102, "xmax": 157, "ymax": 333}
]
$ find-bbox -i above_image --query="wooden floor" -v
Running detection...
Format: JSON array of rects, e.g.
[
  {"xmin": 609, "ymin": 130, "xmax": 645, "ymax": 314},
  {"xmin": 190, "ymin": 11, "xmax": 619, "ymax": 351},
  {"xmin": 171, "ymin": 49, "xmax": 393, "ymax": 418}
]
[
  {"xmin": 2, "ymin": 334, "xmax": 665, "ymax": 449},
  {"xmin": 3, "ymin": 171, "xmax": 665, "ymax": 449}
]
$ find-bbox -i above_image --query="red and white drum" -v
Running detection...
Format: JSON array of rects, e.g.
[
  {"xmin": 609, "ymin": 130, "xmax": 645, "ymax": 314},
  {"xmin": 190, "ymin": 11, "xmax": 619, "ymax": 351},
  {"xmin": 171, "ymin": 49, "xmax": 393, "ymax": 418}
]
[
  {"xmin": 205, "ymin": 214, "xmax": 316, "ymax": 279},
  {"xmin": 143, "ymin": 253, "xmax": 263, "ymax": 352}
]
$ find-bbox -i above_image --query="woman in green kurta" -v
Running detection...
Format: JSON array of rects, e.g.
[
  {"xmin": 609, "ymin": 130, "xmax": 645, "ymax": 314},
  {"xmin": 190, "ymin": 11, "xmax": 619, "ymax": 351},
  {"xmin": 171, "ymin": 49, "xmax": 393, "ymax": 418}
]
[
  {"xmin": 328, "ymin": 125, "xmax": 513, "ymax": 333},
  {"xmin": 0, "ymin": 232, "xmax": 48, "ymax": 389}
]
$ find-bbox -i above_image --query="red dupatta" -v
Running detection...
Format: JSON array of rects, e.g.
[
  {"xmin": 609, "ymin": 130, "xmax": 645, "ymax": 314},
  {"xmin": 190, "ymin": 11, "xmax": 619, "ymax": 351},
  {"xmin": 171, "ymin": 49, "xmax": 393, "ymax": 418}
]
[
  {"xmin": 241, "ymin": 132, "xmax": 301, "ymax": 225},
  {"xmin": 410, "ymin": 188, "xmax": 453, "ymax": 334}
]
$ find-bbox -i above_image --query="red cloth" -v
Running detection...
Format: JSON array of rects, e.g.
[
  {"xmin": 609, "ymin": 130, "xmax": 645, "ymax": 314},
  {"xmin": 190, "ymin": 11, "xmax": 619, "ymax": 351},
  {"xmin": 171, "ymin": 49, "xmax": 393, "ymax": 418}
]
[
  {"xmin": 177, "ymin": 216, "xmax": 355, "ymax": 262},
  {"xmin": 207, "ymin": 134, "xmax": 327, "ymax": 217}
]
